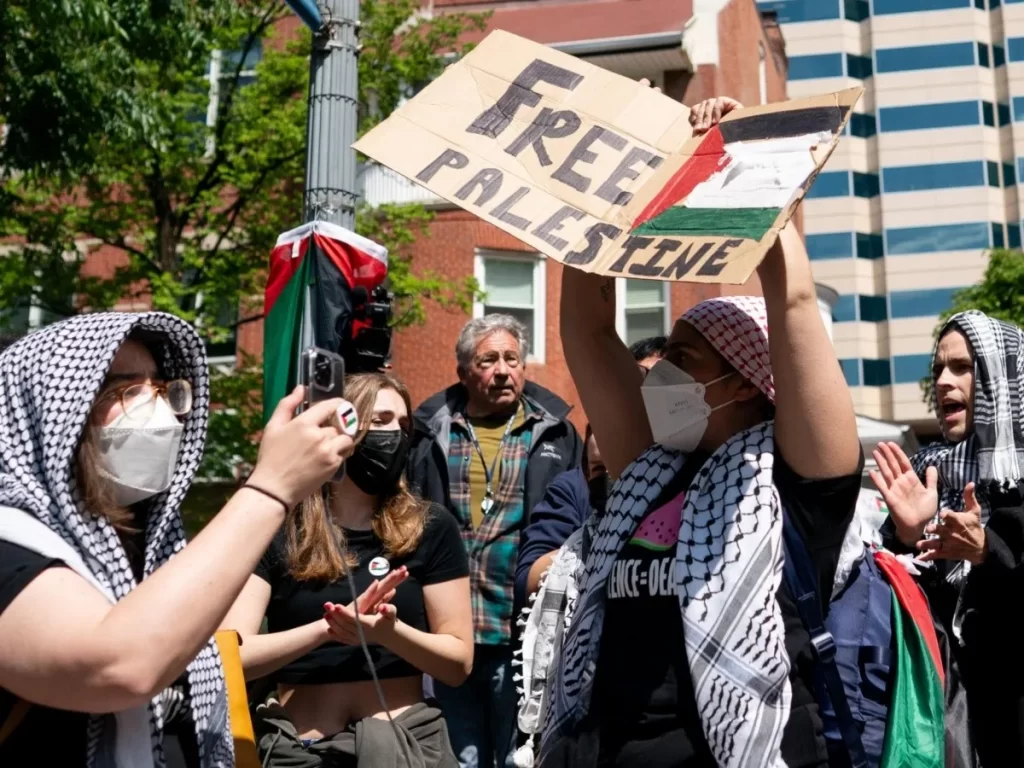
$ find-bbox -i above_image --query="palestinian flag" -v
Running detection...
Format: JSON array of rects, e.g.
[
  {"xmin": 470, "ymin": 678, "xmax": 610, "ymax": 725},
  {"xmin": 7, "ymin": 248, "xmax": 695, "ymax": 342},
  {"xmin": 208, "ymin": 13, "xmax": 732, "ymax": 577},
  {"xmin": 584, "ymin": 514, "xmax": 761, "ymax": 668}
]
[
  {"xmin": 873, "ymin": 551, "xmax": 946, "ymax": 768},
  {"xmin": 263, "ymin": 220, "xmax": 388, "ymax": 423},
  {"xmin": 631, "ymin": 105, "xmax": 852, "ymax": 240}
]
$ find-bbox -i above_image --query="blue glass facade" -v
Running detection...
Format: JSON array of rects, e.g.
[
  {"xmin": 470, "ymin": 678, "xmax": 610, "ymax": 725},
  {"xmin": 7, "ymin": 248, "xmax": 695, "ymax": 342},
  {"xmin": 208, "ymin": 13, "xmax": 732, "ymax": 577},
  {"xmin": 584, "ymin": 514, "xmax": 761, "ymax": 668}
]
[
  {"xmin": 885, "ymin": 222, "xmax": 990, "ymax": 255},
  {"xmin": 882, "ymin": 161, "xmax": 987, "ymax": 193},
  {"xmin": 889, "ymin": 288, "xmax": 964, "ymax": 318},
  {"xmin": 788, "ymin": 53, "xmax": 844, "ymax": 80},
  {"xmin": 873, "ymin": 0, "xmax": 970, "ymax": 12},
  {"xmin": 876, "ymin": 42, "xmax": 976, "ymax": 73},
  {"xmin": 892, "ymin": 354, "xmax": 933, "ymax": 384},
  {"xmin": 879, "ymin": 101, "xmax": 979, "ymax": 132}
]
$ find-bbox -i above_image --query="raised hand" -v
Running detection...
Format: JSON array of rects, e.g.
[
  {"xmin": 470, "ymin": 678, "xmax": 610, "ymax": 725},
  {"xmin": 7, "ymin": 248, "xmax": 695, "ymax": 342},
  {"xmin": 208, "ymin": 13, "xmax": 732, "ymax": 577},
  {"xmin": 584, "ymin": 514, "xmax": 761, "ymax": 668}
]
[
  {"xmin": 869, "ymin": 441, "xmax": 939, "ymax": 547},
  {"xmin": 917, "ymin": 483, "xmax": 987, "ymax": 565},
  {"xmin": 247, "ymin": 387, "xmax": 357, "ymax": 508},
  {"xmin": 689, "ymin": 96, "xmax": 743, "ymax": 134}
]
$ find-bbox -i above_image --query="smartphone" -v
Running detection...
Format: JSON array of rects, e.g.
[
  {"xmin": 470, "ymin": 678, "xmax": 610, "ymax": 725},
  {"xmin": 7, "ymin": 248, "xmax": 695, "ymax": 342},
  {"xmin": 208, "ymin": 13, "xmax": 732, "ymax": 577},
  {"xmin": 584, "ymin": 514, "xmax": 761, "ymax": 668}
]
[{"xmin": 299, "ymin": 346, "xmax": 347, "ymax": 481}]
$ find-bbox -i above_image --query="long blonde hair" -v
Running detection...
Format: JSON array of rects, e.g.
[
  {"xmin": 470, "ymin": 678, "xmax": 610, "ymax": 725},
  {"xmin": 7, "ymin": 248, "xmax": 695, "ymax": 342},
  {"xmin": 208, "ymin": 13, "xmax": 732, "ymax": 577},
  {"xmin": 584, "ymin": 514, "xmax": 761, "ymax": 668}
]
[{"xmin": 286, "ymin": 372, "xmax": 429, "ymax": 582}]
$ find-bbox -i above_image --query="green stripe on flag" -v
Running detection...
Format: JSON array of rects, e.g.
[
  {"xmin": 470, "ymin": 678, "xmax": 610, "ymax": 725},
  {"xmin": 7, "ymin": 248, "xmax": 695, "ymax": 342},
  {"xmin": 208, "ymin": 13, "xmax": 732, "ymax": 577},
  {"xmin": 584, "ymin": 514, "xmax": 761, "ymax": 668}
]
[
  {"xmin": 881, "ymin": 590, "xmax": 945, "ymax": 768},
  {"xmin": 263, "ymin": 253, "xmax": 312, "ymax": 425},
  {"xmin": 631, "ymin": 206, "xmax": 780, "ymax": 241}
]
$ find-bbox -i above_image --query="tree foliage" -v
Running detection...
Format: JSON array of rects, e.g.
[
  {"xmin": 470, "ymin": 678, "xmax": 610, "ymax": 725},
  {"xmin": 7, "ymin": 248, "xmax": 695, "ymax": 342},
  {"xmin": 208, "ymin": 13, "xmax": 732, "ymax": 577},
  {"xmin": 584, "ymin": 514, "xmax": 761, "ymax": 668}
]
[
  {"xmin": 1, "ymin": 0, "xmax": 487, "ymax": 479},
  {"xmin": 922, "ymin": 248, "xmax": 1024, "ymax": 406}
]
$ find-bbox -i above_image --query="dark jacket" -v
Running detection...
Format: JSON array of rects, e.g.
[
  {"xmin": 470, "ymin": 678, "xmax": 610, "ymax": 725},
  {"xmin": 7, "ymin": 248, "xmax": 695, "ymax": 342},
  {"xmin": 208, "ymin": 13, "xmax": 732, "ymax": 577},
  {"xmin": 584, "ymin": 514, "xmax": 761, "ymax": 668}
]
[
  {"xmin": 407, "ymin": 381, "xmax": 583, "ymax": 539},
  {"xmin": 513, "ymin": 467, "xmax": 591, "ymax": 611}
]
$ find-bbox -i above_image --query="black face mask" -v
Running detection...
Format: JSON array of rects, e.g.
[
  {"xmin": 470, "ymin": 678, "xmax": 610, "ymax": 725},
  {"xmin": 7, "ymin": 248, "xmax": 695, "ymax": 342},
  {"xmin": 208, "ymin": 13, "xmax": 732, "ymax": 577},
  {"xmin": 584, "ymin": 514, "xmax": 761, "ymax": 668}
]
[
  {"xmin": 587, "ymin": 473, "xmax": 612, "ymax": 514},
  {"xmin": 347, "ymin": 430, "xmax": 410, "ymax": 495}
]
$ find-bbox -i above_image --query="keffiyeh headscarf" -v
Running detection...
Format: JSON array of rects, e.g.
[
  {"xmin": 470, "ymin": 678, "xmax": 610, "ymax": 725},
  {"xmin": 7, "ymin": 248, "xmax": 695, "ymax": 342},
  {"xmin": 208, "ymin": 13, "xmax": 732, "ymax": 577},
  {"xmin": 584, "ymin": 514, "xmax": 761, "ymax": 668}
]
[
  {"xmin": 0, "ymin": 312, "xmax": 232, "ymax": 767},
  {"xmin": 911, "ymin": 310, "xmax": 1024, "ymax": 519},
  {"xmin": 539, "ymin": 297, "xmax": 792, "ymax": 768}
]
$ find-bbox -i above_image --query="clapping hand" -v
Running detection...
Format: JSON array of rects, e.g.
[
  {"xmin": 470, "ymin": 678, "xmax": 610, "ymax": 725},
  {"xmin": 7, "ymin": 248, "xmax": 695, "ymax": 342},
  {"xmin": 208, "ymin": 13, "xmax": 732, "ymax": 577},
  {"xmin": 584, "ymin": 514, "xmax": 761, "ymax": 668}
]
[
  {"xmin": 869, "ymin": 441, "xmax": 939, "ymax": 548},
  {"xmin": 323, "ymin": 566, "xmax": 408, "ymax": 645},
  {"xmin": 916, "ymin": 483, "xmax": 987, "ymax": 565}
]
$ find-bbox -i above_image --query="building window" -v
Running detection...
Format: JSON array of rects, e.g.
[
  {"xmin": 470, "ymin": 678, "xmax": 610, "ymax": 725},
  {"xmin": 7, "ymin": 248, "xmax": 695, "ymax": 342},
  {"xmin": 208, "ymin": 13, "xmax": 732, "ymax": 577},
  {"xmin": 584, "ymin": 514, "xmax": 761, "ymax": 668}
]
[
  {"xmin": 755, "ymin": 0, "xmax": 841, "ymax": 23},
  {"xmin": 1014, "ymin": 97, "xmax": 1024, "ymax": 121},
  {"xmin": 999, "ymin": 103, "xmax": 1012, "ymax": 126},
  {"xmin": 839, "ymin": 358, "xmax": 861, "ymax": 387},
  {"xmin": 845, "ymin": 54, "xmax": 874, "ymax": 79},
  {"xmin": 986, "ymin": 161, "xmax": 1000, "ymax": 187},
  {"xmin": 879, "ymin": 100, "xmax": 980, "ymax": 132},
  {"xmin": 859, "ymin": 295, "xmax": 888, "ymax": 322},
  {"xmin": 856, "ymin": 233, "xmax": 885, "ymax": 259},
  {"xmin": 1009, "ymin": 222, "xmax": 1022, "ymax": 248},
  {"xmin": 994, "ymin": 44, "xmax": 1006, "ymax": 67},
  {"xmin": 875, "ymin": 42, "xmax": 976, "ymax": 73},
  {"xmin": 788, "ymin": 53, "xmax": 844, "ymax": 80},
  {"xmin": 982, "ymin": 101, "xmax": 995, "ymax": 127},
  {"xmin": 204, "ymin": 41, "xmax": 261, "ymax": 156},
  {"xmin": 892, "ymin": 354, "xmax": 933, "ymax": 384},
  {"xmin": 885, "ymin": 222, "xmax": 991, "ymax": 255},
  {"xmin": 847, "ymin": 113, "xmax": 877, "ymax": 137},
  {"xmin": 1008, "ymin": 37, "xmax": 1024, "ymax": 62},
  {"xmin": 863, "ymin": 359, "xmax": 893, "ymax": 387},
  {"xmin": 889, "ymin": 287, "xmax": 966, "ymax": 318},
  {"xmin": 978, "ymin": 42, "xmax": 991, "ymax": 67},
  {"xmin": 833, "ymin": 295, "xmax": 857, "ymax": 322},
  {"xmin": 180, "ymin": 285, "xmax": 238, "ymax": 366},
  {"xmin": 992, "ymin": 222, "xmax": 1006, "ymax": 248},
  {"xmin": 852, "ymin": 172, "xmax": 881, "ymax": 197},
  {"xmin": 758, "ymin": 43, "xmax": 768, "ymax": 106},
  {"xmin": 806, "ymin": 232, "xmax": 855, "ymax": 260},
  {"xmin": 873, "ymin": 0, "xmax": 971, "ymax": 13},
  {"xmin": 1004, "ymin": 163, "xmax": 1017, "ymax": 187},
  {"xmin": 844, "ymin": 0, "xmax": 870, "ymax": 20},
  {"xmin": 882, "ymin": 160, "xmax": 987, "ymax": 194},
  {"xmin": 474, "ymin": 251, "xmax": 546, "ymax": 363},
  {"xmin": 807, "ymin": 170, "xmax": 851, "ymax": 198},
  {"xmin": 616, "ymin": 280, "xmax": 671, "ymax": 346}
]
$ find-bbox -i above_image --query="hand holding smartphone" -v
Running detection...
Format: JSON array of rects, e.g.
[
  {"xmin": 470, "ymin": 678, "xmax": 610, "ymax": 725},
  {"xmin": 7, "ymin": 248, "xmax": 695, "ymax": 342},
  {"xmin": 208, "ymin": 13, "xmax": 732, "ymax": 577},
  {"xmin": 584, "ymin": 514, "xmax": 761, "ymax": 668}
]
[{"xmin": 300, "ymin": 347, "xmax": 350, "ymax": 481}]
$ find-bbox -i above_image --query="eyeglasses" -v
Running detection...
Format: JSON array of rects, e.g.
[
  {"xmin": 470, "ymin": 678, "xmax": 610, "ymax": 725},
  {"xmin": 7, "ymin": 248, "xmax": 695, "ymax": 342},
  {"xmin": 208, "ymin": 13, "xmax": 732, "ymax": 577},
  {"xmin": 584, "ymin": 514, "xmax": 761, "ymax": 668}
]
[{"xmin": 102, "ymin": 379, "xmax": 193, "ymax": 423}]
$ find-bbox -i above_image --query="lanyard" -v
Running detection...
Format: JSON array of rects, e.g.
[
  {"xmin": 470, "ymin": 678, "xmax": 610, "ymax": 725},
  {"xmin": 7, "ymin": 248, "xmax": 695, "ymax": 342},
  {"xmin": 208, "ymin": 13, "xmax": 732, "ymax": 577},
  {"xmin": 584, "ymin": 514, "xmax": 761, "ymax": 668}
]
[{"xmin": 464, "ymin": 411, "xmax": 517, "ymax": 514}]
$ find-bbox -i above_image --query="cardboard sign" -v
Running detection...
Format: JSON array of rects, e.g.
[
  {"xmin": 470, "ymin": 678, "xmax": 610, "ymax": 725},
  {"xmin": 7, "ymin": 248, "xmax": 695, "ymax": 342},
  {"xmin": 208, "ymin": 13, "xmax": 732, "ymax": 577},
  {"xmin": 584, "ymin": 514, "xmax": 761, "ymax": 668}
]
[{"xmin": 354, "ymin": 30, "xmax": 862, "ymax": 285}]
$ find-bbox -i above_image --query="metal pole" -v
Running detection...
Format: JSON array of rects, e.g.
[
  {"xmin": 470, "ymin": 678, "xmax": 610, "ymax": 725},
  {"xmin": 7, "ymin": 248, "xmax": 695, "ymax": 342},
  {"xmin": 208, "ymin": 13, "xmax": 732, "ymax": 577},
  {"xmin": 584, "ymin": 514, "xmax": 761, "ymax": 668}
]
[{"xmin": 303, "ymin": 0, "xmax": 360, "ymax": 228}]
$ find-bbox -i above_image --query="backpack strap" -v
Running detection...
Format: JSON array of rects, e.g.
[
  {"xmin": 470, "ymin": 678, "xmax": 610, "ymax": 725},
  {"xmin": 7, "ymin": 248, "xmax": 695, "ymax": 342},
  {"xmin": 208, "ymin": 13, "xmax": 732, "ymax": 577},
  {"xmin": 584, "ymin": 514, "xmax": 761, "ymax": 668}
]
[
  {"xmin": 0, "ymin": 698, "xmax": 31, "ymax": 747},
  {"xmin": 780, "ymin": 509, "xmax": 869, "ymax": 768}
]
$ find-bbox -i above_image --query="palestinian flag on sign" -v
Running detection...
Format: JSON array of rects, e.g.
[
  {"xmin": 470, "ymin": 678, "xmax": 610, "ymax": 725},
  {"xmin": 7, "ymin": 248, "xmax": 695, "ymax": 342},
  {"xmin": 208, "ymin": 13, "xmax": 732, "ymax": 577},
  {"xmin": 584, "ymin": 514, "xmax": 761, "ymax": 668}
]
[
  {"xmin": 263, "ymin": 220, "xmax": 388, "ymax": 423},
  {"xmin": 632, "ymin": 105, "xmax": 851, "ymax": 241},
  {"xmin": 873, "ymin": 550, "xmax": 946, "ymax": 768}
]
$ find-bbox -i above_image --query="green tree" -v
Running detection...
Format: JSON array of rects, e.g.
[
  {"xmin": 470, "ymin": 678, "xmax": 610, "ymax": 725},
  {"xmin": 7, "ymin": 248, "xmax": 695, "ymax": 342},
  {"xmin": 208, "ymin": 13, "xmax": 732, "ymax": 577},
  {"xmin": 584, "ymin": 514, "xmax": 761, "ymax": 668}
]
[
  {"xmin": 922, "ymin": 248, "xmax": 1024, "ymax": 406},
  {"xmin": 1, "ymin": 0, "xmax": 487, "ymax": 482}
]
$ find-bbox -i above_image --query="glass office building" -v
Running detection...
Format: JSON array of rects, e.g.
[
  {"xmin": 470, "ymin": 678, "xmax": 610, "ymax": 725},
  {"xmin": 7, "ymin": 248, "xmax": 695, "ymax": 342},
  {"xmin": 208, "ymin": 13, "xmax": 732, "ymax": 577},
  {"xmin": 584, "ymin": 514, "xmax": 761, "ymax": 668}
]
[{"xmin": 759, "ymin": 0, "xmax": 1022, "ymax": 434}]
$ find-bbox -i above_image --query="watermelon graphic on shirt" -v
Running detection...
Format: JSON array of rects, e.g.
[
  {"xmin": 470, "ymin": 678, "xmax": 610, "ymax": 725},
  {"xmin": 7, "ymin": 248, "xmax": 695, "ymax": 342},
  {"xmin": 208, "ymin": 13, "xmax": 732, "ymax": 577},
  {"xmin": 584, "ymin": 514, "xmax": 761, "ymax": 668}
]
[{"xmin": 630, "ymin": 493, "xmax": 685, "ymax": 551}]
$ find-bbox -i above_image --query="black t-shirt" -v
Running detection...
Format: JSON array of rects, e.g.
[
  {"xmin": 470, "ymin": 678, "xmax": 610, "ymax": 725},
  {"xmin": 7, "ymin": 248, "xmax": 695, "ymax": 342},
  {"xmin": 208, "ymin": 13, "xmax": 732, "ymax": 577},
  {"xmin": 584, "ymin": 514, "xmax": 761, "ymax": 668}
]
[
  {"xmin": 594, "ymin": 448, "xmax": 863, "ymax": 768},
  {"xmin": 0, "ymin": 533, "xmax": 202, "ymax": 768},
  {"xmin": 254, "ymin": 504, "xmax": 469, "ymax": 684}
]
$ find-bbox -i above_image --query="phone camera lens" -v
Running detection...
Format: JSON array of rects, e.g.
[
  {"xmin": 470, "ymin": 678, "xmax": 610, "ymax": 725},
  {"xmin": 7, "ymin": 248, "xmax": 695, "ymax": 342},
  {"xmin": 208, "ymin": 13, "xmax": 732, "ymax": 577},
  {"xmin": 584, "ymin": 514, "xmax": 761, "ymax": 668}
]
[{"xmin": 314, "ymin": 358, "xmax": 332, "ymax": 388}]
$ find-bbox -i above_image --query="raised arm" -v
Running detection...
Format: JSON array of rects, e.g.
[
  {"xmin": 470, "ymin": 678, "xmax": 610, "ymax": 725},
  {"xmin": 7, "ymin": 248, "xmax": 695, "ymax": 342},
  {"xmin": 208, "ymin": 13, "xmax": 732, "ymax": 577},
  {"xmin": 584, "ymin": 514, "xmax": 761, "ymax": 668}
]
[
  {"xmin": 561, "ymin": 269, "xmax": 652, "ymax": 478},
  {"xmin": 758, "ymin": 221, "xmax": 860, "ymax": 478},
  {"xmin": 0, "ymin": 391, "xmax": 353, "ymax": 712}
]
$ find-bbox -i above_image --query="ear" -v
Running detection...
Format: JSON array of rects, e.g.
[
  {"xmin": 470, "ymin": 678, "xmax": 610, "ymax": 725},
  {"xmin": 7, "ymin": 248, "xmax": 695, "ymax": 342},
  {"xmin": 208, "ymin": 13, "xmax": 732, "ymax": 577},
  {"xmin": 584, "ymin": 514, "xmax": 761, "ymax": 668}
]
[{"xmin": 731, "ymin": 375, "xmax": 762, "ymax": 404}]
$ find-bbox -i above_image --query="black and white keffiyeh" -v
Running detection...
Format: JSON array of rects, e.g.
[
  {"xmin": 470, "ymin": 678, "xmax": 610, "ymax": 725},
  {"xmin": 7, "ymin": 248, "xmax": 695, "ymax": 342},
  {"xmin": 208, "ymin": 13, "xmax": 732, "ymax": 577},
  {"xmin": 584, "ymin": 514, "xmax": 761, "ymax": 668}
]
[
  {"xmin": 540, "ymin": 425, "xmax": 789, "ymax": 768},
  {"xmin": 911, "ymin": 310, "xmax": 1024, "ymax": 520},
  {"xmin": 0, "ymin": 312, "xmax": 232, "ymax": 767}
]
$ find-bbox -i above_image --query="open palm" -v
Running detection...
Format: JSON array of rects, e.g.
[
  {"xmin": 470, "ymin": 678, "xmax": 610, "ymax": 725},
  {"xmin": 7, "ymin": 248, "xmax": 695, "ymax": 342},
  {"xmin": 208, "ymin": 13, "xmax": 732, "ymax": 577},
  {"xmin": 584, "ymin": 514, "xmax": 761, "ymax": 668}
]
[{"xmin": 869, "ymin": 441, "xmax": 938, "ymax": 545}]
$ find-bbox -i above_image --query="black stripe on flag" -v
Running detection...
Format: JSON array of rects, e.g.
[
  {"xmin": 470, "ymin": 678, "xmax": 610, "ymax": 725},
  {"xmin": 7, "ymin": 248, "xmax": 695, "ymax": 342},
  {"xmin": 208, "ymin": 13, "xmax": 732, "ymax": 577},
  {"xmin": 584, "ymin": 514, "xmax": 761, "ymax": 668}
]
[{"xmin": 719, "ymin": 106, "xmax": 849, "ymax": 144}]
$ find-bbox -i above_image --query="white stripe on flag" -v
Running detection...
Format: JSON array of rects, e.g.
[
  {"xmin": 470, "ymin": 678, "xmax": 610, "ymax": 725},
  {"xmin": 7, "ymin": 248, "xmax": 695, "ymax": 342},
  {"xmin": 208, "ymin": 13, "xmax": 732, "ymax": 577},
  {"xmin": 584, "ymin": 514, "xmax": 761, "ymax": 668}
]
[{"xmin": 684, "ymin": 131, "xmax": 832, "ymax": 210}]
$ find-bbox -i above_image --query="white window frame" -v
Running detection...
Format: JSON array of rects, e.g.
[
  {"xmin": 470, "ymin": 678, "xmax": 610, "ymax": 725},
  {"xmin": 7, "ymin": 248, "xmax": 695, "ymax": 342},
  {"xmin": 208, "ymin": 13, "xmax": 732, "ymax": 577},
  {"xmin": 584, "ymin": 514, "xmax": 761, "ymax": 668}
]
[
  {"xmin": 203, "ymin": 47, "xmax": 259, "ymax": 157},
  {"xmin": 615, "ymin": 278, "xmax": 672, "ymax": 344},
  {"xmin": 473, "ymin": 249, "xmax": 546, "ymax": 364},
  {"xmin": 758, "ymin": 42, "xmax": 768, "ymax": 106}
]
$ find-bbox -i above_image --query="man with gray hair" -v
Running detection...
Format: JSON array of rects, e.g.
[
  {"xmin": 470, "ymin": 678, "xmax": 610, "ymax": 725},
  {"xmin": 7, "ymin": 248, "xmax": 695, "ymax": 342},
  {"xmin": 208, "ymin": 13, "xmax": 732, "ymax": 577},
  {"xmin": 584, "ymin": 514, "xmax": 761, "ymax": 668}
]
[{"xmin": 407, "ymin": 313, "xmax": 582, "ymax": 768}]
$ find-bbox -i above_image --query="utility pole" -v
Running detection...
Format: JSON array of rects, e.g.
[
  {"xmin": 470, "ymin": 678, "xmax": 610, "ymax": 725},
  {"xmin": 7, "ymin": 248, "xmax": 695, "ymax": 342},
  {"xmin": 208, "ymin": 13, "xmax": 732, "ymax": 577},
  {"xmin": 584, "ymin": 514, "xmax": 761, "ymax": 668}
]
[{"xmin": 303, "ymin": 0, "xmax": 360, "ymax": 229}]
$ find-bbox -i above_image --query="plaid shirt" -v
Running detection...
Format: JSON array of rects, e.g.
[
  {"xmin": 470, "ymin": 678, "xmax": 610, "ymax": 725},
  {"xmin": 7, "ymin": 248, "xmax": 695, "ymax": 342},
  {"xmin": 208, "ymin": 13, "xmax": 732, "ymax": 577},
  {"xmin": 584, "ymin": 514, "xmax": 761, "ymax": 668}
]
[{"xmin": 448, "ymin": 402, "xmax": 538, "ymax": 645}]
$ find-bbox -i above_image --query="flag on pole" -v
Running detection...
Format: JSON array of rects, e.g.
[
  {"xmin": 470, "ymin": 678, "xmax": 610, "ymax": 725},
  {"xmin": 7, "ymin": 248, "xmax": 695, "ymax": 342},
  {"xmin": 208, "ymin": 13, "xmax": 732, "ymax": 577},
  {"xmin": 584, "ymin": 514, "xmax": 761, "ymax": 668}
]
[
  {"xmin": 263, "ymin": 221, "xmax": 388, "ymax": 423},
  {"xmin": 873, "ymin": 551, "xmax": 946, "ymax": 768}
]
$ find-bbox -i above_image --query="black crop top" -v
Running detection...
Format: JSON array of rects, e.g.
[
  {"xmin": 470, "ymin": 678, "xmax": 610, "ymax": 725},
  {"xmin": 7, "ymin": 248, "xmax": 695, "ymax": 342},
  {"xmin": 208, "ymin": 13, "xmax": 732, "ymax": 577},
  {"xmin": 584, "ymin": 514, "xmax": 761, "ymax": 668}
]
[{"xmin": 254, "ymin": 505, "xmax": 468, "ymax": 684}]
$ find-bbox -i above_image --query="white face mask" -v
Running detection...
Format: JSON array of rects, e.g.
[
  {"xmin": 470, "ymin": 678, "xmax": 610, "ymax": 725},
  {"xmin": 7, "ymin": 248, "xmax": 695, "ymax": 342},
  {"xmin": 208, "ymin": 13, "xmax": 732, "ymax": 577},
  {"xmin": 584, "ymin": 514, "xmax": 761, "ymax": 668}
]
[
  {"xmin": 641, "ymin": 359, "xmax": 735, "ymax": 453},
  {"xmin": 98, "ymin": 396, "xmax": 183, "ymax": 506}
]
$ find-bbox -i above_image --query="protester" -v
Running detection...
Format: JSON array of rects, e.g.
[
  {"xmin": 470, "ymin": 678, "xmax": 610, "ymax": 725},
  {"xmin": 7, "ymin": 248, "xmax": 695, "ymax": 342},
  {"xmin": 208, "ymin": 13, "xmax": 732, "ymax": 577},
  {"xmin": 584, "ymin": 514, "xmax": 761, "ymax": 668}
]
[
  {"xmin": 514, "ymin": 337, "xmax": 667, "ymax": 607},
  {"xmin": 222, "ymin": 371, "xmax": 472, "ymax": 767},
  {"xmin": 0, "ymin": 312, "xmax": 353, "ymax": 767},
  {"xmin": 522, "ymin": 97, "xmax": 863, "ymax": 768},
  {"xmin": 871, "ymin": 310, "xmax": 1024, "ymax": 766},
  {"xmin": 407, "ymin": 314, "xmax": 583, "ymax": 768}
]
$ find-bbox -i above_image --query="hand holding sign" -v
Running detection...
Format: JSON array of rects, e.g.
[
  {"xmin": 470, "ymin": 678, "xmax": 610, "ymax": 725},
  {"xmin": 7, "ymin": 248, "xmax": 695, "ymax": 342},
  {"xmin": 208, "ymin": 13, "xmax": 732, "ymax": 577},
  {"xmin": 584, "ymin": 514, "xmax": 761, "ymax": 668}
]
[{"xmin": 354, "ymin": 30, "xmax": 860, "ymax": 285}]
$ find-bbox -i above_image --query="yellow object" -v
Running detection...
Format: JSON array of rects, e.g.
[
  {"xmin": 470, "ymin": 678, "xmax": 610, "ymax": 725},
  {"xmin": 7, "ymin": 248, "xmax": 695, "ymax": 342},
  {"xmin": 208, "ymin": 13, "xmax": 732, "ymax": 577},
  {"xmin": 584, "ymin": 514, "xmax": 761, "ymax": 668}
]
[{"xmin": 215, "ymin": 630, "xmax": 261, "ymax": 768}]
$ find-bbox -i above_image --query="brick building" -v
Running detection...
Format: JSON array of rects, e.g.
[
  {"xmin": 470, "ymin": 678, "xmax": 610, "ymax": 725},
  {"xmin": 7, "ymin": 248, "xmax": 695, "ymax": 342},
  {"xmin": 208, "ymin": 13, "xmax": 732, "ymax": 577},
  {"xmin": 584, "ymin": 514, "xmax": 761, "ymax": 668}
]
[{"xmin": 371, "ymin": 0, "xmax": 791, "ymax": 425}]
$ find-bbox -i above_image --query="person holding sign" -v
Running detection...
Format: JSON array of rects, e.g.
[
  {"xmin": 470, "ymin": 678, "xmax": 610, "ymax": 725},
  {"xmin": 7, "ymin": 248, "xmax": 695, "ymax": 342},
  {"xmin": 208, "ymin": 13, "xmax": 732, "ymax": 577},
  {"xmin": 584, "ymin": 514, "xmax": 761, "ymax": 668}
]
[{"xmin": 535, "ymin": 98, "xmax": 863, "ymax": 768}]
